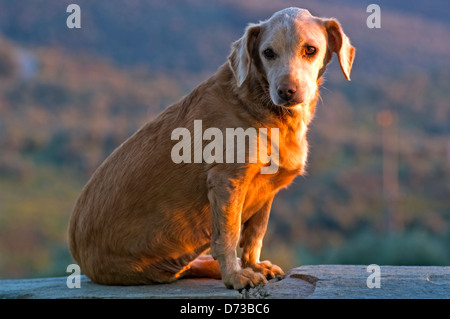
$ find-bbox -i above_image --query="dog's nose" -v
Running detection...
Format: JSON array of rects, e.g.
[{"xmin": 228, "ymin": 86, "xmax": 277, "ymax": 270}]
[{"xmin": 277, "ymin": 83, "xmax": 297, "ymax": 102}]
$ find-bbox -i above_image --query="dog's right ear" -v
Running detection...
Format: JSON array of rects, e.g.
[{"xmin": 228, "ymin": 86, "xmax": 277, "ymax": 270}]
[{"xmin": 228, "ymin": 23, "xmax": 261, "ymax": 87}]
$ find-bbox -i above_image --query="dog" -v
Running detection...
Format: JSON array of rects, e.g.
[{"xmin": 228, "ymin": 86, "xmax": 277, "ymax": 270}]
[{"xmin": 69, "ymin": 7, "xmax": 354, "ymax": 290}]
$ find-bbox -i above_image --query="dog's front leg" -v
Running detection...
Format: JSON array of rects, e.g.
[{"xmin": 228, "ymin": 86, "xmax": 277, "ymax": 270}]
[
  {"xmin": 207, "ymin": 168, "xmax": 267, "ymax": 290},
  {"xmin": 240, "ymin": 197, "xmax": 284, "ymax": 279}
]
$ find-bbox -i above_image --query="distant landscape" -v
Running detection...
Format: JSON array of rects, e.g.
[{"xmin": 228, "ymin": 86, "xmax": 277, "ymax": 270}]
[{"xmin": 0, "ymin": 0, "xmax": 449, "ymax": 279}]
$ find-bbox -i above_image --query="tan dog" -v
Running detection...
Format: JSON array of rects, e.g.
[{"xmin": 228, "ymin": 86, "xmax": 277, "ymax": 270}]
[{"xmin": 69, "ymin": 7, "xmax": 354, "ymax": 290}]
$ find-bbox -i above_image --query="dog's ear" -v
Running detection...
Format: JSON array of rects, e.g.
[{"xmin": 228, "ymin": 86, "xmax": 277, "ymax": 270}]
[
  {"xmin": 228, "ymin": 23, "xmax": 261, "ymax": 87},
  {"xmin": 323, "ymin": 19, "xmax": 355, "ymax": 81}
]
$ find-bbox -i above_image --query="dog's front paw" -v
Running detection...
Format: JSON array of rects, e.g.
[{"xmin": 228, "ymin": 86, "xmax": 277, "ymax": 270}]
[
  {"xmin": 223, "ymin": 267, "xmax": 267, "ymax": 290},
  {"xmin": 245, "ymin": 260, "xmax": 284, "ymax": 279}
]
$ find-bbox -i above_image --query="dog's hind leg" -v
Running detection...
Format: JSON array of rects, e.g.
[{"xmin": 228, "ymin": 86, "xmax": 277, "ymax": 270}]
[{"xmin": 182, "ymin": 254, "xmax": 222, "ymax": 279}]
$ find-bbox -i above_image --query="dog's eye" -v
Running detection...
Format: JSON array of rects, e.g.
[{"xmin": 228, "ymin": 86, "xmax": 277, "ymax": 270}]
[
  {"xmin": 263, "ymin": 49, "xmax": 276, "ymax": 60},
  {"xmin": 305, "ymin": 46, "xmax": 317, "ymax": 56}
]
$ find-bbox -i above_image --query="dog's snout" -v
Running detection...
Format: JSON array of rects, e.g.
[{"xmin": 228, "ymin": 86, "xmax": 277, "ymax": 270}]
[{"xmin": 277, "ymin": 83, "xmax": 297, "ymax": 102}]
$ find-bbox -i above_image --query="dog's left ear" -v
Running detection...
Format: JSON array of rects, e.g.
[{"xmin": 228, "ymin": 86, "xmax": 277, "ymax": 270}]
[
  {"xmin": 323, "ymin": 19, "xmax": 355, "ymax": 81},
  {"xmin": 228, "ymin": 23, "xmax": 261, "ymax": 87}
]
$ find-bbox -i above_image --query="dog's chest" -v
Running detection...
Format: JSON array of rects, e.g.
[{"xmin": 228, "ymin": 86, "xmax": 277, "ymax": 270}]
[
  {"xmin": 241, "ymin": 165, "xmax": 302, "ymax": 222},
  {"xmin": 276, "ymin": 122, "xmax": 309, "ymax": 173},
  {"xmin": 241, "ymin": 137, "xmax": 306, "ymax": 218},
  {"xmin": 264, "ymin": 164, "xmax": 303, "ymax": 191}
]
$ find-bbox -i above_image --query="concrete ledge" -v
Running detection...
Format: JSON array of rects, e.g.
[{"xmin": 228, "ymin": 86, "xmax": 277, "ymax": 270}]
[{"xmin": 1, "ymin": 265, "xmax": 448, "ymax": 299}]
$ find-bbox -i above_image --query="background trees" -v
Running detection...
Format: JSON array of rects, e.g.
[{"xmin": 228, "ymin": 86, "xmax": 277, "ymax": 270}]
[{"xmin": 0, "ymin": 0, "xmax": 449, "ymax": 278}]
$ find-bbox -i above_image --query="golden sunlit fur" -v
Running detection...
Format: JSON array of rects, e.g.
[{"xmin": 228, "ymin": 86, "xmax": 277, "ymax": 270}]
[{"xmin": 69, "ymin": 7, "xmax": 354, "ymax": 290}]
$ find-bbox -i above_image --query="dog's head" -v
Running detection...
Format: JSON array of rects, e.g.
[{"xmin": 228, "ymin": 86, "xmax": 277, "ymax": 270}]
[{"xmin": 228, "ymin": 7, "xmax": 355, "ymax": 108}]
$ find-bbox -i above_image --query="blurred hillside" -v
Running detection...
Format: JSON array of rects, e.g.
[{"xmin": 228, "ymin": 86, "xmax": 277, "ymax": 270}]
[
  {"xmin": 0, "ymin": 0, "xmax": 449, "ymax": 74},
  {"xmin": 0, "ymin": 0, "xmax": 449, "ymax": 278}
]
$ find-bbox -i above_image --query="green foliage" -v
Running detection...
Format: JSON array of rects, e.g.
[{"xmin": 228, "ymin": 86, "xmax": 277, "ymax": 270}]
[
  {"xmin": 322, "ymin": 229, "xmax": 450, "ymax": 266},
  {"xmin": 0, "ymin": 166, "xmax": 84, "ymax": 279}
]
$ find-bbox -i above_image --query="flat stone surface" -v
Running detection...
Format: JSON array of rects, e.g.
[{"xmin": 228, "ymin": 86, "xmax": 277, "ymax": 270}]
[
  {"xmin": 0, "ymin": 275, "xmax": 241, "ymax": 299},
  {"xmin": 0, "ymin": 265, "xmax": 448, "ymax": 299},
  {"xmin": 249, "ymin": 265, "xmax": 450, "ymax": 299}
]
